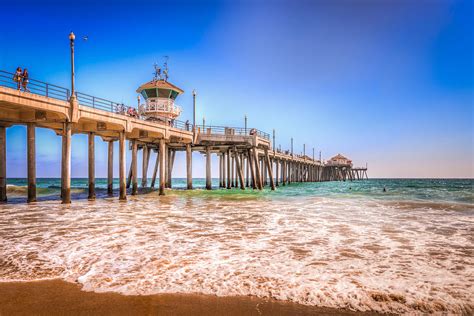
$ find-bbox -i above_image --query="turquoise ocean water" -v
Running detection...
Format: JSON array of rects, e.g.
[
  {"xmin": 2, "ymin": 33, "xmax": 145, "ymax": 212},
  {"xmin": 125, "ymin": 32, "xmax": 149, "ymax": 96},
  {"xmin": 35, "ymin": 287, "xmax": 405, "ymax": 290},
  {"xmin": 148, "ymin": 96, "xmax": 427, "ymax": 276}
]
[{"xmin": 5, "ymin": 178, "xmax": 473, "ymax": 204}]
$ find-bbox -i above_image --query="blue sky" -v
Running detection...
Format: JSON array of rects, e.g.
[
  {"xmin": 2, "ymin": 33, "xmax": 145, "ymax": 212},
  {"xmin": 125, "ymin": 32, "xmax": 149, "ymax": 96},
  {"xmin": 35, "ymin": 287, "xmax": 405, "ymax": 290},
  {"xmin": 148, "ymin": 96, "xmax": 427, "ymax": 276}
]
[{"xmin": 0, "ymin": 0, "xmax": 472, "ymax": 178}]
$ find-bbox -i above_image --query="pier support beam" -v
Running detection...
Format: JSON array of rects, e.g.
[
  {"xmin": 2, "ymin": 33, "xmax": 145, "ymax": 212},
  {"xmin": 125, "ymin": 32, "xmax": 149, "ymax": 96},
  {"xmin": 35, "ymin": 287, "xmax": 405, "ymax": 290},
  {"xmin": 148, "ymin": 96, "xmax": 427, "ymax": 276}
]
[
  {"xmin": 159, "ymin": 139, "xmax": 166, "ymax": 195},
  {"xmin": 119, "ymin": 132, "xmax": 126, "ymax": 200},
  {"xmin": 248, "ymin": 149, "xmax": 257, "ymax": 189},
  {"xmin": 142, "ymin": 145, "xmax": 149, "ymax": 188},
  {"xmin": 252, "ymin": 148, "xmax": 263, "ymax": 190},
  {"xmin": 186, "ymin": 144, "xmax": 192, "ymax": 190},
  {"xmin": 27, "ymin": 123, "xmax": 36, "ymax": 203},
  {"xmin": 218, "ymin": 154, "xmax": 223, "ymax": 188},
  {"xmin": 231, "ymin": 154, "xmax": 235, "ymax": 187},
  {"xmin": 282, "ymin": 160, "xmax": 286, "ymax": 186},
  {"xmin": 262, "ymin": 158, "xmax": 266, "ymax": 187},
  {"xmin": 126, "ymin": 160, "xmax": 132, "ymax": 189},
  {"xmin": 131, "ymin": 140, "xmax": 138, "ymax": 195},
  {"xmin": 107, "ymin": 140, "xmax": 113, "ymax": 196},
  {"xmin": 220, "ymin": 152, "xmax": 226, "ymax": 188},
  {"xmin": 151, "ymin": 149, "xmax": 159, "ymax": 188},
  {"xmin": 275, "ymin": 158, "xmax": 279, "ymax": 187},
  {"xmin": 88, "ymin": 132, "xmax": 95, "ymax": 200},
  {"xmin": 0, "ymin": 126, "xmax": 6, "ymax": 202},
  {"xmin": 245, "ymin": 155, "xmax": 249, "ymax": 188},
  {"xmin": 61, "ymin": 123, "xmax": 71, "ymax": 204},
  {"xmin": 235, "ymin": 149, "xmax": 245, "ymax": 190},
  {"xmin": 264, "ymin": 149, "xmax": 275, "ymax": 190},
  {"xmin": 226, "ymin": 149, "xmax": 231, "ymax": 189},
  {"xmin": 206, "ymin": 146, "xmax": 212, "ymax": 190},
  {"xmin": 166, "ymin": 149, "xmax": 175, "ymax": 188}
]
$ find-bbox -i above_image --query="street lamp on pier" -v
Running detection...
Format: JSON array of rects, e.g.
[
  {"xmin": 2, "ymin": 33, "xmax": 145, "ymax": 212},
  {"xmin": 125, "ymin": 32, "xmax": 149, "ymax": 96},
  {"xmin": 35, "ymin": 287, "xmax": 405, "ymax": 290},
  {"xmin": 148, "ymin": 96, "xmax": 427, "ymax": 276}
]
[
  {"xmin": 192, "ymin": 89, "xmax": 196, "ymax": 133},
  {"xmin": 291, "ymin": 138, "xmax": 293, "ymax": 157},
  {"xmin": 273, "ymin": 129, "xmax": 275, "ymax": 154},
  {"xmin": 69, "ymin": 32, "xmax": 76, "ymax": 99},
  {"xmin": 244, "ymin": 115, "xmax": 247, "ymax": 134}
]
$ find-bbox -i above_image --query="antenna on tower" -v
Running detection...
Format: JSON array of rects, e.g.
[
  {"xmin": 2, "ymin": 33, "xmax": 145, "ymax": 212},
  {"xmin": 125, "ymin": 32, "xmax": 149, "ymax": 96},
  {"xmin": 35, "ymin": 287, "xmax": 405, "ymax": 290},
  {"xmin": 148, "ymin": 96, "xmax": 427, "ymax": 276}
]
[
  {"xmin": 153, "ymin": 62, "xmax": 161, "ymax": 81},
  {"xmin": 163, "ymin": 56, "xmax": 169, "ymax": 81}
]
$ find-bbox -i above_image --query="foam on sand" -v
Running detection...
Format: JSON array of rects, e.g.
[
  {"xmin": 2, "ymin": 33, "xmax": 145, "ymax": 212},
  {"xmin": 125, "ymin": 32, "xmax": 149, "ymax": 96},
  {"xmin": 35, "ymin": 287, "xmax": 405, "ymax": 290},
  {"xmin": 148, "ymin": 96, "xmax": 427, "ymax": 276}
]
[{"xmin": 0, "ymin": 191, "xmax": 472, "ymax": 314}]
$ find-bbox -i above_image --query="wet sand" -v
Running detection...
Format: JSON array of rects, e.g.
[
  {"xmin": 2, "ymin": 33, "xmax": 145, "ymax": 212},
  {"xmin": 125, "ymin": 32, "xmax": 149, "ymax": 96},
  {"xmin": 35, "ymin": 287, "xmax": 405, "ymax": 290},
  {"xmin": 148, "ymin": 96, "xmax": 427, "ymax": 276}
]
[{"xmin": 0, "ymin": 280, "xmax": 381, "ymax": 315}]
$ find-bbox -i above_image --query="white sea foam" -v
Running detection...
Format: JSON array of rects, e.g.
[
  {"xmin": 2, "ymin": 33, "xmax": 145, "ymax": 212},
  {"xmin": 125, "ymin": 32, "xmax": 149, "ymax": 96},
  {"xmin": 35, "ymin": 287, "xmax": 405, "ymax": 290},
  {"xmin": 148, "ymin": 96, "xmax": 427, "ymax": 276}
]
[{"xmin": 0, "ymin": 192, "xmax": 473, "ymax": 314}]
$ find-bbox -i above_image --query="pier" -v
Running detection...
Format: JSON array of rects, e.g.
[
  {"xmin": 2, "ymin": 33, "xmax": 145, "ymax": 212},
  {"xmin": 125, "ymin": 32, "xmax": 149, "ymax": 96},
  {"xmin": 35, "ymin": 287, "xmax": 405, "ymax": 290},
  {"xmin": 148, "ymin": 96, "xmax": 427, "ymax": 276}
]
[{"xmin": 0, "ymin": 64, "xmax": 367, "ymax": 204}]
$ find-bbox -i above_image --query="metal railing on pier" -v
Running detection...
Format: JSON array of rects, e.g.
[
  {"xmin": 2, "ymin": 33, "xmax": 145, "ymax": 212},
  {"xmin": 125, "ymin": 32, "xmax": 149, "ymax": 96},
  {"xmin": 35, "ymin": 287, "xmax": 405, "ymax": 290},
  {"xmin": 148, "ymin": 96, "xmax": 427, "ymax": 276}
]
[
  {"xmin": 0, "ymin": 70, "xmax": 70, "ymax": 101},
  {"xmin": 195, "ymin": 125, "xmax": 270, "ymax": 140}
]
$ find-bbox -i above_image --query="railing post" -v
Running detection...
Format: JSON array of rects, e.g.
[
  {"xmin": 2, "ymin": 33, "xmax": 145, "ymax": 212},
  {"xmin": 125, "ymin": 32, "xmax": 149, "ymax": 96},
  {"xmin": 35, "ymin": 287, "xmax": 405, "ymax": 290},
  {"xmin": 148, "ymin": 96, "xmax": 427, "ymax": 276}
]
[
  {"xmin": 46, "ymin": 84, "xmax": 49, "ymax": 98},
  {"xmin": 92, "ymin": 96, "xmax": 95, "ymax": 108}
]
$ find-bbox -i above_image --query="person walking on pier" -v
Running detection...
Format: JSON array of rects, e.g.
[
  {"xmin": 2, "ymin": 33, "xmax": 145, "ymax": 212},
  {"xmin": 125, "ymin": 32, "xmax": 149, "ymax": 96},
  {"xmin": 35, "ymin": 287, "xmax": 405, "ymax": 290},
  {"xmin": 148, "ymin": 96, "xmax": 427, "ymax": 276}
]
[
  {"xmin": 21, "ymin": 69, "xmax": 30, "ymax": 92},
  {"xmin": 13, "ymin": 67, "xmax": 22, "ymax": 90}
]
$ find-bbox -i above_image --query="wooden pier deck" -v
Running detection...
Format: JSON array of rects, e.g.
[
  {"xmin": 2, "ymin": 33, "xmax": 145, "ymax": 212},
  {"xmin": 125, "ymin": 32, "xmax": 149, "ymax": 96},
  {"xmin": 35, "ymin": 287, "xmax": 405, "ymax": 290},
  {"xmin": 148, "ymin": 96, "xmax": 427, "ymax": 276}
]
[{"xmin": 0, "ymin": 70, "xmax": 367, "ymax": 204}]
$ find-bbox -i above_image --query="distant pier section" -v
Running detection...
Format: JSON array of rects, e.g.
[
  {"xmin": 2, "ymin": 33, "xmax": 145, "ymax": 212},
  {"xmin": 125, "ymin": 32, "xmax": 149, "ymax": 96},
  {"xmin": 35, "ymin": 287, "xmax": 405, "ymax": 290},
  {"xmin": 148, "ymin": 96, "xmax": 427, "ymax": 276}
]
[{"xmin": 0, "ymin": 64, "xmax": 367, "ymax": 204}]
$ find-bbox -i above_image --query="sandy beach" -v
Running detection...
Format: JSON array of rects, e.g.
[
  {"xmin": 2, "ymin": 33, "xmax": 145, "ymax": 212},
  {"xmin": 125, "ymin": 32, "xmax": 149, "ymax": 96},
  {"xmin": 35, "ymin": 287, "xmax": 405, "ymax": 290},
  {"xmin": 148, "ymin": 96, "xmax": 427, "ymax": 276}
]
[{"xmin": 0, "ymin": 280, "xmax": 379, "ymax": 315}]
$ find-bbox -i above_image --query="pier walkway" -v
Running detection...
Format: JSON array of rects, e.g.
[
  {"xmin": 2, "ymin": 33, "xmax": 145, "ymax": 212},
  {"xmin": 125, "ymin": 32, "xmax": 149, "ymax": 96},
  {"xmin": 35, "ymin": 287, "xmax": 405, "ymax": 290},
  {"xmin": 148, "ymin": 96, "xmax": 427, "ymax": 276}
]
[{"xmin": 0, "ymin": 69, "xmax": 367, "ymax": 204}]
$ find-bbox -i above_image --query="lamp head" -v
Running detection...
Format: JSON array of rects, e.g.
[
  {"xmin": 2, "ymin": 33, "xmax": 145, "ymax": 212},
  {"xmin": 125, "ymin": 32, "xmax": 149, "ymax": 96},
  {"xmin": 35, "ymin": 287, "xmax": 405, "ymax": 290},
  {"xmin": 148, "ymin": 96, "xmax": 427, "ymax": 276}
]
[{"xmin": 69, "ymin": 32, "xmax": 75, "ymax": 41}]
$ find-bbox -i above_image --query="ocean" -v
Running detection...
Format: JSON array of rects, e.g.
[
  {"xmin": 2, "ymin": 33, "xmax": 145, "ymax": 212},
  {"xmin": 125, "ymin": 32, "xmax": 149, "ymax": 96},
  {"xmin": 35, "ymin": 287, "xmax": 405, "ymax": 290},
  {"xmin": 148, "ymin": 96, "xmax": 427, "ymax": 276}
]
[{"xmin": 0, "ymin": 178, "xmax": 473, "ymax": 314}]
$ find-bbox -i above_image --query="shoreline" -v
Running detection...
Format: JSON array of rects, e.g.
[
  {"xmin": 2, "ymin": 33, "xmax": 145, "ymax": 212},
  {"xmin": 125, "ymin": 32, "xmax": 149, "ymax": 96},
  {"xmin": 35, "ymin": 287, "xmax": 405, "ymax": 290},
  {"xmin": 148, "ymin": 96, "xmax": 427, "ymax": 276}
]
[{"xmin": 0, "ymin": 279, "xmax": 383, "ymax": 315}]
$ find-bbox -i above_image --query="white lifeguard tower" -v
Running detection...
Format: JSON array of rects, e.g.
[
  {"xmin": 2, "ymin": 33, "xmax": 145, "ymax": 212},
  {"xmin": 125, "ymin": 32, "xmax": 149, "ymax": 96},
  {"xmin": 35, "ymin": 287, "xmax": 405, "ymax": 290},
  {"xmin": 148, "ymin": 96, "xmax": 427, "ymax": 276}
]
[{"xmin": 136, "ymin": 61, "xmax": 183, "ymax": 125}]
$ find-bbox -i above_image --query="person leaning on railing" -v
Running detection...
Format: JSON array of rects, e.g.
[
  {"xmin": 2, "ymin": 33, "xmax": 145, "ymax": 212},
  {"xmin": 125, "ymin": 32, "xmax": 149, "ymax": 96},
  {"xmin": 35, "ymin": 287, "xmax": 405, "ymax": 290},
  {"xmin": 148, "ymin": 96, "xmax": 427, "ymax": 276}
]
[
  {"xmin": 21, "ymin": 69, "xmax": 30, "ymax": 92},
  {"xmin": 13, "ymin": 67, "xmax": 22, "ymax": 90}
]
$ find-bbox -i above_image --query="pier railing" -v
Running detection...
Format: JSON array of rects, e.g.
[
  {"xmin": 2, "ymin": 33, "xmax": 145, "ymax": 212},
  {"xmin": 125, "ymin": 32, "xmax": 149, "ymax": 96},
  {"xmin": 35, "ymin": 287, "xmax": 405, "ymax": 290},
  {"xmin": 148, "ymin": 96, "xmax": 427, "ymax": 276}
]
[
  {"xmin": 0, "ymin": 70, "xmax": 70, "ymax": 101},
  {"xmin": 195, "ymin": 124, "xmax": 270, "ymax": 140},
  {"xmin": 75, "ymin": 91, "xmax": 123, "ymax": 113}
]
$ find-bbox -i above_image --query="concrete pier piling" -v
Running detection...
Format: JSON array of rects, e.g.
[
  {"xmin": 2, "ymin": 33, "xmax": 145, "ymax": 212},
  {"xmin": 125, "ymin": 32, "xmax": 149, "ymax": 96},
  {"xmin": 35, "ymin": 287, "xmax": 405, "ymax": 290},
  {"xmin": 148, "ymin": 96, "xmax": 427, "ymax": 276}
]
[
  {"xmin": 131, "ymin": 140, "xmax": 138, "ymax": 195},
  {"xmin": 151, "ymin": 149, "xmax": 159, "ymax": 188},
  {"xmin": 27, "ymin": 123, "xmax": 36, "ymax": 203},
  {"xmin": 119, "ymin": 132, "xmax": 126, "ymax": 200},
  {"xmin": 107, "ymin": 140, "xmax": 114, "ymax": 196},
  {"xmin": 61, "ymin": 123, "xmax": 71, "ymax": 204},
  {"xmin": 159, "ymin": 139, "xmax": 166, "ymax": 196},
  {"xmin": 0, "ymin": 126, "xmax": 6, "ymax": 202},
  {"xmin": 88, "ymin": 132, "xmax": 95, "ymax": 200},
  {"xmin": 205, "ymin": 146, "xmax": 211, "ymax": 190},
  {"xmin": 142, "ymin": 145, "xmax": 149, "ymax": 188},
  {"xmin": 186, "ymin": 144, "xmax": 192, "ymax": 190},
  {"xmin": 226, "ymin": 149, "xmax": 231, "ymax": 189}
]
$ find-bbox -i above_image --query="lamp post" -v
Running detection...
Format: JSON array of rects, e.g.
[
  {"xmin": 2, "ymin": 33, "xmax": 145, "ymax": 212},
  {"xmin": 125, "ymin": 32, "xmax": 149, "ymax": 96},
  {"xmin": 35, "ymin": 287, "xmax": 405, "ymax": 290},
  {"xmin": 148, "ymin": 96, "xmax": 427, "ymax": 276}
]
[
  {"xmin": 291, "ymin": 138, "xmax": 293, "ymax": 157},
  {"xmin": 192, "ymin": 89, "xmax": 196, "ymax": 132},
  {"xmin": 312, "ymin": 148, "xmax": 315, "ymax": 161},
  {"xmin": 303, "ymin": 144, "xmax": 306, "ymax": 160},
  {"xmin": 203, "ymin": 117, "xmax": 205, "ymax": 130},
  {"xmin": 319, "ymin": 151, "xmax": 322, "ymax": 162},
  {"xmin": 244, "ymin": 115, "xmax": 247, "ymax": 134},
  {"xmin": 272, "ymin": 129, "xmax": 275, "ymax": 154},
  {"xmin": 69, "ymin": 32, "xmax": 76, "ymax": 99}
]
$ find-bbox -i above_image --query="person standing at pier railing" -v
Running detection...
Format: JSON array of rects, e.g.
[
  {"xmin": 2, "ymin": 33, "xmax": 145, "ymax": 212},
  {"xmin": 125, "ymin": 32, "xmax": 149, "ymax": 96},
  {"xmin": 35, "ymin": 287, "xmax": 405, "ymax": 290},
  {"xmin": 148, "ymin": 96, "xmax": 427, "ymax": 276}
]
[
  {"xmin": 21, "ymin": 69, "xmax": 30, "ymax": 92},
  {"xmin": 13, "ymin": 67, "xmax": 22, "ymax": 90}
]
